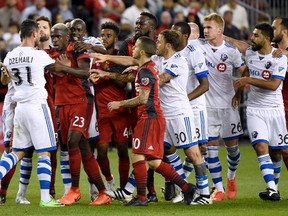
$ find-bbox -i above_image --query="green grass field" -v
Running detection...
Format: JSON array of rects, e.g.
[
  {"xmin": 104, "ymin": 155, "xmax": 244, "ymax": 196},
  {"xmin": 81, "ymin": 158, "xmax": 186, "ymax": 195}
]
[{"xmin": 1, "ymin": 141, "xmax": 288, "ymax": 216}]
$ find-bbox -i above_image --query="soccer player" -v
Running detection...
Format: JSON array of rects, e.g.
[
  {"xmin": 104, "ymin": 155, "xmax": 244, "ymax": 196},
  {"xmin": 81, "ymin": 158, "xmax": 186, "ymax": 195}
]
[
  {"xmin": 47, "ymin": 23, "xmax": 111, "ymax": 206},
  {"xmin": 189, "ymin": 13, "xmax": 246, "ymax": 202},
  {"xmin": 90, "ymin": 35, "xmax": 197, "ymax": 206},
  {"xmin": 92, "ymin": 21, "xmax": 131, "ymax": 196},
  {"xmin": 1, "ymin": 19, "xmax": 63, "ymax": 207},
  {"xmin": 233, "ymin": 23, "xmax": 287, "ymax": 201}
]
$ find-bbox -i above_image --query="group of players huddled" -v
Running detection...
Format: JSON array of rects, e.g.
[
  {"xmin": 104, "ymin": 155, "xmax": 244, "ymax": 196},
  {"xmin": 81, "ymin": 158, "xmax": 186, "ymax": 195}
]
[{"xmin": 0, "ymin": 11, "xmax": 288, "ymax": 207}]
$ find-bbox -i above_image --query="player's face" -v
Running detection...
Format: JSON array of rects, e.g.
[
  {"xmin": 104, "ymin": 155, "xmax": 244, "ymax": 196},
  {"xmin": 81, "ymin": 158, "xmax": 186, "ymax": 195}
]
[
  {"xmin": 156, "ymin": 34, "xmax": 166, "ymax": 56},
  {"xmin": 135, "ymin": 16, "xmax": 152, "ymax": 40},
  {"xmin": 51, "ymin": 29, "xmax": 69, "ymax": 51},
  {"xmin": 203, "ymin": 20, "xmax": 221, "ymax": 41},
  {"xmin": 100, "ymin": 29, "xmax": 116, "ymax": 50},
  {"xmin": 251, "ymin": 28, "xmax": 265, "ymax": 51},
  {"xmin": 34, "ymin": 29, "xmax": 40, "ymax": 47},
  {"xmin": 70, "ymin": 22, "xmax": 85, "ymax": 41},
  {"xmin": 132, "ymin": 39, "xmax": 142, "ymax": 60},
  {"xmin": 272, "ymin": 19, "xmax": 283, "ymax": 44},
  {"xmin": 37, "ymin": 20, "xmax": 51, "ymax": 42}
]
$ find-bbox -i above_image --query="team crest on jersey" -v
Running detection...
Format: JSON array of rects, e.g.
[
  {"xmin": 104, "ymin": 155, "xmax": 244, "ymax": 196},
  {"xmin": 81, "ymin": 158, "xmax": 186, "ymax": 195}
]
[
  {"xmin": 251, "ymin": 131, "xmax": 258, "ymax": 139},
  {"xmin": 262, "ymin": 70, "xmax": 271, "ymax": 79},
  {"xmin": 141, "ymin": 77, "xmax": 150, "ymax": 86},
  {"xmin": 217, "ymin": 63, "xmax": 226, "ymax": 72},
  {"xmin": 265, "ymin": 61, "xmax": 272, "ymax": 69},
  {"xmin": 220, "ymin": 54, "xmax": 228, "ymax": 62}
]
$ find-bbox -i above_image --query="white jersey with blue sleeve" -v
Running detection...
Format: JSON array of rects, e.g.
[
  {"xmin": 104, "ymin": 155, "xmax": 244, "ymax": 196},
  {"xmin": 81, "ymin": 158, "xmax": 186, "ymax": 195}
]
[
  {"xmin": 246, "ymin": 47, "xmax": 287, "ymax": 108},
  {"xmin": 189, "ymin": 39, "xmax": 245, "ymax": 108},
  {"xmin": 151, "ymin": 53, "xmax": 193, "ymax": 118},
  {"xmin": 4, "ymin": 47, "xmax": 55, "ymax": 103}
]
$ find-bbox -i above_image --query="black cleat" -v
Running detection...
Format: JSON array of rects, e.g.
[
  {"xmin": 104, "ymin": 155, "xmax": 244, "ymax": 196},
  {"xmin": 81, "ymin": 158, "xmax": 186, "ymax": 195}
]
[
  {"xmin": 147, "ymin": 193, "xmax": 158, "ymax": 203},
  {"xmin": 0, "ymin": 194, "xmax": 6, "ymax": 205},
  {"xmin": 123, "ymin": 197, "xmax": 148, "ymax": 206},
  {"xmin": 183, "ymin": 183, "xmax": 197, "ymax": 205},
  {"xmin": 259, "ymin": 188, "xmax": 280, "ymax": 201},
  {"xmin": 164, "ymin": 182, "xmax": 175, "ymax": 201}
]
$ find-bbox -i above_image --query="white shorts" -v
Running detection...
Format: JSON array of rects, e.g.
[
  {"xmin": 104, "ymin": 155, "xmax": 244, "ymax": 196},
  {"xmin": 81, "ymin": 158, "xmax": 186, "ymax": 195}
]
[
  {"xmin": 88, "ymin": 101, "xmax": 99, "ymax": 141},
  {"xmin": 2, "ymin": 95, "xmax": 16, "ymax": 146},
  {"xmin": 192, "ymin": 106, "xmax": 208, "ymax": 145},
  {"xmin": 164, "ymin": 115, "xmax": 198, "ymax": 149},
  {"xmin": 207, "ymin": 107, "xmax": 243, "ymax": 141},
  {"xmin": 12, "ymin": 101, "xmax": 57, "ymax": 153},
  {"xmin": 247, "ymin": 107, "xmax": 288, "ymax": 149}
]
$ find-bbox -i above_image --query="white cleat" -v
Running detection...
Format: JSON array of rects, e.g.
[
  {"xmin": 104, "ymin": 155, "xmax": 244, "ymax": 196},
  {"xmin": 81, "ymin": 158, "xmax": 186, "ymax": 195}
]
[
  {"xmin": 105, "ymin": 175, "xmax": 115, "ymax": 192},
  {"xmin": 190, "ymin": 194, "xmax": 212, "ymax": 205},
  {"xmin": 106, "ymin": 188, "xmax": 132, "ymax": 202},
  {"xmin": 16, "ymin": 195, "xmax": 31, "ymax": 205}
]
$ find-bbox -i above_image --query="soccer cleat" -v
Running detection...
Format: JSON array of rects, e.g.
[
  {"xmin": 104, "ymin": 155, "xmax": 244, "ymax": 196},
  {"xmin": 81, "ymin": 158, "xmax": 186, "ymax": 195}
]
[
  {"xmin": 213, "ymin": 191, "xmax": 225, "ymax": 202},
  {"xmin": 164, "ymin": 181, "xmax": 175, "ymax": 201},
  {"xmin": 40, "ymin": 199, "xmax": 65, "ymax": 207},
  {"xmin": 89, "ymin": 193, "xmax": 112, "ymax": 206},
  {"xmin": 105, "ymin": 175, "xmax": 115, "ymax": 191},
  {"xmin": 15, "ymin": 194, "xmax": 31, "ymax": 205},
  {"xmin": 172, "ymin": 192, "xmax": 184, "ymax": 203},
  {"xmin": 259, "ymin": 188, "xmax": 281, "ymax": 201},
  {"xmin": 190, "ymin": 194, "xmax": 213, "ymax": 205},
  {"xmin": 147, "ymin": 193, "xmax": 158, "ymax": 203},
  {"xmin": 227, "ymin": 178, "xmax": 237, "ymax": 200},
  {"xmin": 123, "ymin": 197, "xmax": 148, "ymax": 206},
  {"xmin": 57, "ymin": 188, "xmax": 81, "ymax": 206},
  {"xmin": 183, "ymin": 183, "xmax": 197, "ymax": 205},
  {"xmin": 106, "ymin": 188, "xmax": 132, "ymax": 202},
  {"xmin": 89, "ymin": 183, "xmax": 99, "ymax": 201},
  {"xmin": 0, "ymin": 194, "xmax": 6, "ymax": 205}
]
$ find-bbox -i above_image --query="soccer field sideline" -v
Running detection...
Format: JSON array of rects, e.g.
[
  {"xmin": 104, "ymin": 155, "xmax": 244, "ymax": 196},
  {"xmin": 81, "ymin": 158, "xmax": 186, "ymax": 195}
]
[{"xmin": 0, "ymin": 142, "xmax": 288, "ymax": 216}]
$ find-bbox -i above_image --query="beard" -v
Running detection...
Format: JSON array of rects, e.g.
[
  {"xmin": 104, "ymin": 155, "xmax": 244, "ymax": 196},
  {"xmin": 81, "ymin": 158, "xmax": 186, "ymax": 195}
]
[
  {"xmin": 251, "ymin": 43, "xmax": 262, "ymax": 51},
  {"xmin": 40, "ymin": 35, "xmax": 50, "ymax": 42},
  {"xmin": 272, "ymin": 33, "xmax": 283, "ymax": 44}
]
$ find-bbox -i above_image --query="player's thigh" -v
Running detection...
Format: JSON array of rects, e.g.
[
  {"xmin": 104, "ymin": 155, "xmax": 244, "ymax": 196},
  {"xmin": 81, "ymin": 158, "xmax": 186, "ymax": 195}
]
[
  {"xmin": 221, "ymin": 108, "xmax": 243, "ymax": 139},
  {"xmin": 207, "ymin": 108, "xmax": 221, "ymax": 139},
  {"xmin": 112, "ymin": 114, "xmax": 132, "ymax": 143},
  {"xmin": 193, "ymin": 108, "xmax": 208, "ymax": 144},
  {"xmin": 98, "ymin": 117, "xmax": 114, "ymax": 144}
]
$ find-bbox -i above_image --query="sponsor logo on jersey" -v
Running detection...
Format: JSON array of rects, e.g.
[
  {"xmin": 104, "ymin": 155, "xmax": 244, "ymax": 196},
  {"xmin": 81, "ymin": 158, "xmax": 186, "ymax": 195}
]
[
  {"xmin": 251, "ymin": 131, "xmax": 258, "ymax": 139},
  {"xmin": 265, "ymin": 61, "xmax": 272, "ymax": 69},
  {"xmin": 205, "ymin": 60, "xmax": 215, "ymax": 68},
  {"xmin": 262, "ymin": 70, "xmax": 271, "ymax": 79},
  {"xmin": 249, "ymin": 69, "xmax": 260, "ymax": 76},
  {"xmin": 217, "ymin": 63, "xmax": 226, "ymax": 72},
  {"xmin": 171, "ymin": 64, "xmax": 178, "ymax": 69},
  {"xmin": 220, "ymin": 54, "xmax": 228, "ymax": 62},
  {"xmin": 279, "ymin": 67, "xmax": 285, "ymax": 72},
  {"xmin": 141, "ymin": 77, "xmax": 150, "ymax": 86},
  {"xmin": 198, "ymin": 63, "xmax": 204, "ymax": 69}
]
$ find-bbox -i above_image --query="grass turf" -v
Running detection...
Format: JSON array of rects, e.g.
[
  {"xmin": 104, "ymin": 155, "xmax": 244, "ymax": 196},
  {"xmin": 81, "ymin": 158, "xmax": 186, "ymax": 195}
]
[{"xmin": 0, "ymin": 140, "xmax": 288, "ymax": 216}]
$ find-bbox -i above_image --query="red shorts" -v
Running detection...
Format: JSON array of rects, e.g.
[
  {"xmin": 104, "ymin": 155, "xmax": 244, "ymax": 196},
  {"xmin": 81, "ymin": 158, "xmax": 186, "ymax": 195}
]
[
  {"xmin": 98, "ymin": 114, "xmax": 132, "ymax": 144},
  {"xmin": 59, "ymin": 103, "xmax": 93, "ymax": 145},
  {"xmin": 132, "ymin": 117, "xmax": 166, "ymax": 160}
]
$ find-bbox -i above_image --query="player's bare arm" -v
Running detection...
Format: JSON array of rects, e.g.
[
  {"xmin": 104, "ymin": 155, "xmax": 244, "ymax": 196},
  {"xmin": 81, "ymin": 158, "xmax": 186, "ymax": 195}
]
[
  {"xmin": 272, "ymin": 48, "xmax": 288, "ymax": 58},
  {"xmin": 223, "ymin": 35, "xmax": 250, "ymax": 55},
  {"xmin": 89, "ymin": 69, "xmax": 135, "ymax": 83},
  {"xmin": 235, "ymin": 77, "xmax": 282, "ymax": 91},
  {"xmin": 90, "ymin": 53, "xmax": 139, "ymax": 66},
  {"xmin": 74, "ymin": 41, "xmax": 107, "ymax": 54},
  {"xmin": 232, "ymin": 66, "xmax": 249, "ymax": 109},
  {"xmin": 107, "ymin": 88, "xmax": 150, "ymax": 112},
  {"xmin": 187, "ymin": 77, "xmax": 209, "ymax": 101},
  {"xmin": 159, "ymin": 72, "xmax": 173, "ymax": 86}
]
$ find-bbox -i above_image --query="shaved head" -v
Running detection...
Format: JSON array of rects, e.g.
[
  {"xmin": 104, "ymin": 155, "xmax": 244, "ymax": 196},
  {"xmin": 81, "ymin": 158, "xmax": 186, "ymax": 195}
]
[{"xmin": 51, "ymin": 23, "xmax": 69, "ymax": 35}]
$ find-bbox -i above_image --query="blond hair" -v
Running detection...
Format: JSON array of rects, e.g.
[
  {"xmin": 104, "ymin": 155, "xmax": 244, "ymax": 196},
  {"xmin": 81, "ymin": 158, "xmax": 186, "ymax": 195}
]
[{"xmin": 204, "ymin": 13, "xmax": 225, "ymax": 30}]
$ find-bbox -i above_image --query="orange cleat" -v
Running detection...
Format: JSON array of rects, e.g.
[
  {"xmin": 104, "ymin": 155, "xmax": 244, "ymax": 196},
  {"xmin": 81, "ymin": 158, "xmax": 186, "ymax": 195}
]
[
  {"xmin": 89, "ymin": 193, "xmax": 112, "ymax": 206},
  {"xmin": 227, "ymin": 178, "xmax": 237, "ymax": 200},
  {"xmin": 212, "ymin": 191, "xmax": 225, "ymax": 202},
  {"xmin": 58, "ymin": 188, "xmax": 81, "ymax": 206}
]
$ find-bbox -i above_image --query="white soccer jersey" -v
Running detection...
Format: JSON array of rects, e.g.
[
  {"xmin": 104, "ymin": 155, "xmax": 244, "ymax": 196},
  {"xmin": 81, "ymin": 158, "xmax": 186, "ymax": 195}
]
[
  {"xmin": 4, "ymin": 47, "xmax": 55, "ymax": 103},
  {"xmin": 151, "ymin": 53, "xmax": 193, "ymax": 118},
  {"xmin": 180, "ymin": 41, "xmax": 209, "ymax": 108},
  {"xmin": 189, "ymin": 39, "xmax": 245, "ymax": 108},
  {"xmin": 246, "ymin": 47, "xmax": 287, "ymax": 108}
]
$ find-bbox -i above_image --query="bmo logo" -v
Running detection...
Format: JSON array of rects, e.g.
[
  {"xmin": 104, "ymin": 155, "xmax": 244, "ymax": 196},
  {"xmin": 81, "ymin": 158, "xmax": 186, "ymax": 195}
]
[
  {"xmin": 217, "ymin": 63, "xmax": 226, "ymax": 72},
  {"xmin": 262, "ymin": 70, "xmax": 271, "ymax": 80}
]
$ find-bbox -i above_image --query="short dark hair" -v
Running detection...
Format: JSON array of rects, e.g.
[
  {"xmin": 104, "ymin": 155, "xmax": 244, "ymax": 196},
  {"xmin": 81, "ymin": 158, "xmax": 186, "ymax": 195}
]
[
  {"xmin": 20, "ymin": 19, "xmax": 39, "ymax": 38},
  {"xmin": 275, "ymin": 17, "xmax": 288, "ymax": 30},
  {"xmin": 255, "ymin": 23, "xmax": 274, "ymax": 42},
  {"xmin": 159, "ymin": 30, "xmax": 180, "ymax": 51},
  {"xmin": 140, "ymin": 12, "xmax": 158, "ymax": 29},
  {"xmin": 36, "ymin": 16, "xmax": 52, "ymax": 29},
  {"xmin": 101, "ymin": 21, "xmax": 120, "ymax": 36},
  {"xmin": 173, "ymin": 21, "xmax": 191, "ymax": 37},
  {"xmin": 137, "ymin": 36, "xmax": 156, "ymax": 57}
]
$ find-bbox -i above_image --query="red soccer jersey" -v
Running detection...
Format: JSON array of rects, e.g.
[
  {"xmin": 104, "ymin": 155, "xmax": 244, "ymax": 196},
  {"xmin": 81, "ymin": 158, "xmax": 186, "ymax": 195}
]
[
  {"xmin": 135, "ymin": 60, "xmax": 164, "ymax": 118},
  {"xmin": 47, "ymin": 43, "xmax": 92, "ymax": 106}
]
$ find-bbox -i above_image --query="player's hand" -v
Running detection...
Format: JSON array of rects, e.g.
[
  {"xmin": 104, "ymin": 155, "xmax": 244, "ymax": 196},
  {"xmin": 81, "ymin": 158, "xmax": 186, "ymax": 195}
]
[
  {"xmin": 89, "ymin": 53, "xmax": 108, "ymax": 64},
  {"xmin": 45, "ymin": 62, "xmax": 66, "ymax": 77},
  {"xmin": 107, "ymin": 101, "xmax": 120, "ymax": 112},
  {"xmin": 272, "ymin": 48, "xmax": 288, "ymax": 58},
  {"xmin": 232, "ymin": 93, "xmax": 241, "ymax": 109},
  {"xmin": 57, "ymin": 54, "xmax": 71, "ymax": 66},
  {"xmin": 89, "ymin": 73, "xmax": 100, "ymax": 84},
  {"xmin": 74, "ymin": 41, "xmax": 92, "ymax": 52},
  {"xmin": 122, "ymin": 66, "xmax": 138, "ymax": 74},
  {"xmin": 89, "ymin": 69, "xmax": 109, "ymax": 79},
  {"xmin": 234, "ymin": 77, "xmax": 249, "ymax": 89}
]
